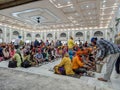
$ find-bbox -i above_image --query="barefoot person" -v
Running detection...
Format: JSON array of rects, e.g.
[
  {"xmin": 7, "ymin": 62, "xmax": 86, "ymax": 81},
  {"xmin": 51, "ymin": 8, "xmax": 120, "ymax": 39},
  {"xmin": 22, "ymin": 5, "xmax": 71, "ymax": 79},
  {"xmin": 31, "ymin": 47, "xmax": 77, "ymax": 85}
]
[{"xmin": 91, "ymin": 37, "xmax": 120, "ymax": 82}]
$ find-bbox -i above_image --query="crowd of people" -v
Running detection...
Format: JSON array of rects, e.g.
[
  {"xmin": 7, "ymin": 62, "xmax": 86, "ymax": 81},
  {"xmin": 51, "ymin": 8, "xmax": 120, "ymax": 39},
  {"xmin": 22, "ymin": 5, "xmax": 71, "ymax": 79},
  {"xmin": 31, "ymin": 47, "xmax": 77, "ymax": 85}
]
[
  {"xmin": 54, "ymin": 36, "xmax": 96, "ymax": 77},
  {"xmin": 0, "ymin": 39, "xmax": 66, "ymax": 68},
  {"xmin": 54, "ymin": 36, "xmax": 120, "ymax": 82},
  {"xmin": 0, "ymin": 35, "xmax": 120, "ymax": 82}
]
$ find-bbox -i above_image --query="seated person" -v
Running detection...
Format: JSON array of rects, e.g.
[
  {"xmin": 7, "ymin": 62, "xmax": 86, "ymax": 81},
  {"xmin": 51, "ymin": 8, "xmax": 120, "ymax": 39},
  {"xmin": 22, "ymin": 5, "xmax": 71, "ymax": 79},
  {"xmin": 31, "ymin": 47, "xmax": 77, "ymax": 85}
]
[
  {"xmin": 62, "ymin": 46, "xmax": 67, "ymax": 58},
  {"xmin": 42, "ymin": 48, "xmax": 49, "ymax": 61},
  {"xmin": 22, "ymin": 51, "xmax": 36, "ymax": 67},
  {"xmin": 48, "ymin": 48, "xmax": 55, "ymax": 62},
  {"xmin": 46, "ymin": 48, "xmax": 54, "ymax": 62},
  {"xmin": 9, "ymin": 47, "xmax": 15, "ymax": 58},
  {"xmin": 2, "ymin": 47, "xmax": 10, "ymax": 60},
  {"xmin": 72, "ymin": 51, "xmax": 89, "ymax": 75},
  {"xmin": 23, "ymin": 51, "xmax": 31, "ymax": 66},
  {"xmin": 30, "ymin": 50, "xmax": 37, "ymax": 66},
  {"xmin": 49, "ymin": 54, "xmax": 54, "ymax": 61},
  {"xmin": 12, "ymin": 49, "xmax": 23, "ymax": 67},
  {"xmin": 34, "ymin": 50, "xmax": 43, "ymax": 65},
  {"xmin": 51, "ymin": 49, "xmax": 55, "ymax": 60},
  {"xmin": 54, "ymin": 53, "xmax": 74, "ymax": 75},
  {"xmin": 82, "ymin": 47, "xmax": 96, "ymax": 70},
  {"xmin": 0, "ymin": 45, "xmax": 3, "ymax": 61}
]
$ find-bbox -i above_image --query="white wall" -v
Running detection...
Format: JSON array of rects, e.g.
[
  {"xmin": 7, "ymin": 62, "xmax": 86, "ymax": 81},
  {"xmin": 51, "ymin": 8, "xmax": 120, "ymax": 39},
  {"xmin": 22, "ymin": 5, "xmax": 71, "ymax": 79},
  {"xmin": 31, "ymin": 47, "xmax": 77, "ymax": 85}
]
[{"xmin": 0, "ymin": 24, "xmax": 110, "ymax": 43}]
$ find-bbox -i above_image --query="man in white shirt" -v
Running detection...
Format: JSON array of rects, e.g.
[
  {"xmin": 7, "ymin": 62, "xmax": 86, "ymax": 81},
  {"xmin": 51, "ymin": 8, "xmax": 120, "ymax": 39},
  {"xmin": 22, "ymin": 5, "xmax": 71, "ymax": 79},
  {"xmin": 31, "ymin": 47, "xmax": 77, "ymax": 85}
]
[{"xmin": 14, "ymin": 38, "xmax": 20, "ymax": 49}]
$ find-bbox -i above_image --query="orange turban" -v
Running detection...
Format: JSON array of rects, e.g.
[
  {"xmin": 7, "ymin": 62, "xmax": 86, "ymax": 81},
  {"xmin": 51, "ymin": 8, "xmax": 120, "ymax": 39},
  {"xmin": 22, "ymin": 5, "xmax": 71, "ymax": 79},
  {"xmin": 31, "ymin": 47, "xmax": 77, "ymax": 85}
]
[{"xmin": 76, "ymin": 51, "xmax": 83, "ymax": 55}]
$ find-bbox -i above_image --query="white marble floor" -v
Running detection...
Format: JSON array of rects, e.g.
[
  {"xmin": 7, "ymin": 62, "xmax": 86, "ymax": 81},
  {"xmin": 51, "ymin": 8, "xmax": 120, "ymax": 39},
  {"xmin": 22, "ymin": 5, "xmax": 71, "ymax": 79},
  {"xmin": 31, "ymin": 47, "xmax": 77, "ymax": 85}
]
[{"xmin": 0, "ymin": 60, "xmax": 119, "ymax": 90}]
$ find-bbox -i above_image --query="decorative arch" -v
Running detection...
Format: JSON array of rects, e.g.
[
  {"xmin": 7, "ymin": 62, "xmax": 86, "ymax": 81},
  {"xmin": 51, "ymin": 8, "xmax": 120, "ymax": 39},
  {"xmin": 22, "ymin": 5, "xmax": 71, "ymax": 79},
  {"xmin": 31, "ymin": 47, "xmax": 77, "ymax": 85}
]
[
  {"xmin": 94, "ymin": 31, "xmax": 103, "ymax": 36},
  {"xmin": 35, "ymin": 34, "xmax": 40, "ymax": 37},
  {"xmin": 13, "ymin": 31, "xmax": 19, "ymax": 36},
  {"xmin": 60, "ymin": 33, "xmax": 66, "ymax": 37},
  {"xmin": 47, "ymin": 33, "xmax": 52, "ymax": 38},
  {"xmin": 26, "ymin": 33, "xmax": 31, "ymax": 37},
  {"xmin": 75, "ymin": 32, "xmax": 83, "ymax": 37}
]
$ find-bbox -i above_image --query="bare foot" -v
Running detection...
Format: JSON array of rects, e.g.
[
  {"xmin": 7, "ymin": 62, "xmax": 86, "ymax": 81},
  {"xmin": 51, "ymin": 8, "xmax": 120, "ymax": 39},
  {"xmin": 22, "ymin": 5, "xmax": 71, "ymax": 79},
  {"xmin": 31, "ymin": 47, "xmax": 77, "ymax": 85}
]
[{"xmin": 98, "ymin": 78, "xmax": 107, "ymax": 82}]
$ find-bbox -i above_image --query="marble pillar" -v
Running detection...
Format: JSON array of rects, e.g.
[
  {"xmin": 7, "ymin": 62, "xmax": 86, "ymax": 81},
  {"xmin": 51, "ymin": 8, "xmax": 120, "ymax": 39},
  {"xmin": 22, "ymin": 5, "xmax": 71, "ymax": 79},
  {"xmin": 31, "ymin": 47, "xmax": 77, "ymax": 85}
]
[
  {"xmin": 9, "ymin": 28, "xmax": 12, "ymax": 42},
  {"xmin": 53, "ymin": 31, "xmax": 55, "ymax": 41},
  {"xmin": 67, "ymin": 30, "xmax": 70, "ymax": 40},
  {"xmin": 105, "ymin": 29, "xmax": 108, "ymax": 40},
  {"xmin": 85, "ymin": 31, "xmax": 87, "ymax": 42},
  {"xmin": 40, "ymin": 32, "xmax": 43, "ymax": 40},
  {"xmin": 44, "ymin": 31, "xmax": 46, "ymax": 42},
  {"xmin": 4, "ymin": 27, "xmax": 7, "ymax": 43},
  {"xmin": 72, "ymin": 31, "xmax": 75, "ymax": 40},
  {"xmin": 90, "ymin": 30, "xmax": 93, "ymax": 39},
  {"xmin": 24, "ymin": 31, "xmax": 26, "ymax": 41},
  {"xmin": 32, "ymin": 32, "xmax": 35, "ymax": 41}
]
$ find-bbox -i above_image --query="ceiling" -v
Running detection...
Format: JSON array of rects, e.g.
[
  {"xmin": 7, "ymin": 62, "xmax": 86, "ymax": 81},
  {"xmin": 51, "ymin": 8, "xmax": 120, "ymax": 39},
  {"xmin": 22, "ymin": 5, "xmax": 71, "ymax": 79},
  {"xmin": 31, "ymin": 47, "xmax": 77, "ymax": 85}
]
[
  {"xmin": 0, "ymin": 0, "xmax": 14, "ymax": 4},
  {"xmin": 0, "ymin": 0, "xmax": 120, "ymax": 31},
  {"xmin": 0, "ymin": 0, "xmax": 40, "ymax": 9}
]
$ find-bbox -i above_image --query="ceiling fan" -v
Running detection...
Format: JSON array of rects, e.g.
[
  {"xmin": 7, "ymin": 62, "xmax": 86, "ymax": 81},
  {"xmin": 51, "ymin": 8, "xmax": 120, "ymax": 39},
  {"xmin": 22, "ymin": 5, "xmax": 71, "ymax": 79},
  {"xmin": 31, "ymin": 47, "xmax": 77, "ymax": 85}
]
[{"xmin": 37, "ymin": 17, "xmax": 40, "ymax": 23}]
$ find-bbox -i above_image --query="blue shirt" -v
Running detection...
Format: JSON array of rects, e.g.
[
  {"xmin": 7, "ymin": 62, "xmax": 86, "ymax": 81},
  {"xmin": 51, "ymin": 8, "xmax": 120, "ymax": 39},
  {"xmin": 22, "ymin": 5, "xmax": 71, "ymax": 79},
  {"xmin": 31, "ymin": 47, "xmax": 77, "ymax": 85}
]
[{"xmin": 35, "ymin": 53, "xmax": 43, "ymax": 59}]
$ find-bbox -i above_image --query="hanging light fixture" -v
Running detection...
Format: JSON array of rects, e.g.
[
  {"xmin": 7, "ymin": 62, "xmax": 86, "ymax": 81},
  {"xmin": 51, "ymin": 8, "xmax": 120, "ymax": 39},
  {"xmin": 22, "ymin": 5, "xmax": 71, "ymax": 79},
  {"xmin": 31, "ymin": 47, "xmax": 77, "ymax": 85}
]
[{"xmin": 37, "ymin": 17, "xmax": 41, "ymax": 23}]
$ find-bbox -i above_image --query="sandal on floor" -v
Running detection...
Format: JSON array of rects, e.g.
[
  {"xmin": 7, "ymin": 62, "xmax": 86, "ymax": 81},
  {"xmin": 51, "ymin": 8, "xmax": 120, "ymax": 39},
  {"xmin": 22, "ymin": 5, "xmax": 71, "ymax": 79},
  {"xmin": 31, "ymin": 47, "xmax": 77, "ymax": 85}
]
[{"xmin": 98, "ymin": 78, "xmax": 107, "ymax": 82}]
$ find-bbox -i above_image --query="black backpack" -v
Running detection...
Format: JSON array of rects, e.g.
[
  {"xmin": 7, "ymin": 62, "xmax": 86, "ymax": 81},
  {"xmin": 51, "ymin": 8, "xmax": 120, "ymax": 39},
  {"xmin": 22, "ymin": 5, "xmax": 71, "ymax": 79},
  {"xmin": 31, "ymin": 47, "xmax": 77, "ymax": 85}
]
[
  {"xmin": 19, "ymin": 53, "xmax": 31, "ymax": 68},
  {"xmin": 21, "ymin": 60, "xmax": 31, "ymax": 68},
  {"xmin": 8, "ymin": 60, "xmax": 17, "ymax": 68}
]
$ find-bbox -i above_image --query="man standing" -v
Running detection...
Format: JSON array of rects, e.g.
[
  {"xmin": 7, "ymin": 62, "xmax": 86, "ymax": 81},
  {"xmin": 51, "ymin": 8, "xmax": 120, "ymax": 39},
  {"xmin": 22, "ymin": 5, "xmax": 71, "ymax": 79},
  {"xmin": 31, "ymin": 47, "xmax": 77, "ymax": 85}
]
[
  {"xmin": 45, "ymin": 40, "xmax": 49, "ymax": 46},
  {"xmin": 34, "ymin": 39, "xmax": 39, "ymax": 47},
  {"xmin": 14, "ymin": 38, "xmax": 20, "ymax": 49},
  {"xmin": 91, "ymin": 37, "xmax": 120, "ymax": 82}
]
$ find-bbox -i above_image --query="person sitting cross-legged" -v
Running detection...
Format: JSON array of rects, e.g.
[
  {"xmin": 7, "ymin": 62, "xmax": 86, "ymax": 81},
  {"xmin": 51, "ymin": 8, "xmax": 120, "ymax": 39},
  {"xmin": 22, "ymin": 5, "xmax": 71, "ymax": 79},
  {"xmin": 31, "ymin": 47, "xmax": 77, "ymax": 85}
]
[
  {"xmin": 34, "ymin": 49, "xmax": 43, "ymax": 65},
  {"xmin": 72, "ymin": 51, "xmax": 90, "ymax": 75},
  {"xmin": 3, "ymin": 47, "xmax": 10, "ymax": 60},
  {"xmin": 54, "ymin": 53, "xmax": 75, "ymax": 76},
  {"xmin": 21, "ymin": 51, "xmax": 32, "ymax": 68},
  {"xmin": 12, "ymin": 49, "xmax": 23, "ymax": 67}
]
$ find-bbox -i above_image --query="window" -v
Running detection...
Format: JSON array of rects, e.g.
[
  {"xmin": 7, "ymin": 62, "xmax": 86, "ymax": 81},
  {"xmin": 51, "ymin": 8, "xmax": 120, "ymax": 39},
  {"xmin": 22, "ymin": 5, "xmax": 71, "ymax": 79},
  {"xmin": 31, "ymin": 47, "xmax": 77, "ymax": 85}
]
[
  {"xmin": 75, "ymin": 32, "xmax": 83, "ymax": 37},
  {"xmin": 35, "ymin": 34, "xmax": 40, "ymax": 37},
  {"xmin": 60, "ymin": 33, "xmax": 66, "ymax": 37},
  {"xmin": 13, "ymin": 31, "xmax": 19, "ymax": 36},
  {"xmin": 47, "ymin": 33, "xmax": 52, "ymax": 38},
  {"xmin": 26, "ymin": 33, "xmax": 31, "ymax": 37},
  {"xmin": 94, "ymin": 31, "xmax": 103, "ymax": 36}
]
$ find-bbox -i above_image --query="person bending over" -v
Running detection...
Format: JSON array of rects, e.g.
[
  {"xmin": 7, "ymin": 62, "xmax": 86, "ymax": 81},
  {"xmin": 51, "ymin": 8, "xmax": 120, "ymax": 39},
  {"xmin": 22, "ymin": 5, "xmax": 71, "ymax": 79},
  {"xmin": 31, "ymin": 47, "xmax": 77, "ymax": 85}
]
[{"xmin": 91, "ymin": 37, "xmax": 120, "ymax": 82}]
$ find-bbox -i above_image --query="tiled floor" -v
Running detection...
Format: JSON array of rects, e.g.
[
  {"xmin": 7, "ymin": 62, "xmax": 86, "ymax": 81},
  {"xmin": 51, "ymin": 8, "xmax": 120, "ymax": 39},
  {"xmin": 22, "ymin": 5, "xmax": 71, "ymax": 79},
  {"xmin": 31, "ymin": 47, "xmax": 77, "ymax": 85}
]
[{"xmin": 0, "ymin": 59, "xmax": 119, "ymax": 90}]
